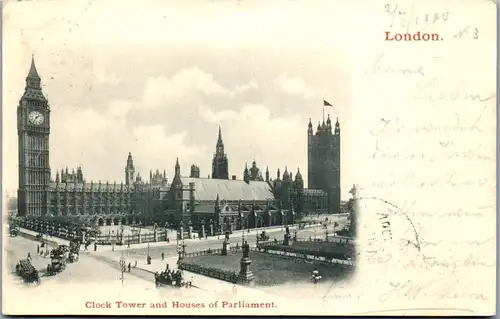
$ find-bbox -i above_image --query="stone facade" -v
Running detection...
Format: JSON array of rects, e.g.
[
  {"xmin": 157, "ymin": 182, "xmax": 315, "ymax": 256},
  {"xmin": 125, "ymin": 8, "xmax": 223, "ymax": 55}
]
[
  {"xmin": 307, "ymin": 116, "xmax": 341, "ymax": 213},
  {"xmin": 16, "ymin": 58, "xmax": 169, "ymax": 226}
]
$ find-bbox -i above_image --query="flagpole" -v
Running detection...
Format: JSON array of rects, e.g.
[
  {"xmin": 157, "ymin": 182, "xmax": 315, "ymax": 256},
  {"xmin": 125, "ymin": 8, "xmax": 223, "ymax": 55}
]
[
  {"xmin": 322, "ymin": 104, "xmax": 325, "ymax": 123},
  {"xmin": 322, "ymin": 100, "xmax": 325, "ymax": 123}
]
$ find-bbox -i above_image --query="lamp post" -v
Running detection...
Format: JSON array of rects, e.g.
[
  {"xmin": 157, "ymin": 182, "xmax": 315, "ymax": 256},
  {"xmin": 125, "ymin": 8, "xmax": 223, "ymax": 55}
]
[
  {"xmin": 146, "ymin": 243, "xmax": 151, "ymax": 265},
  {"xmin": 120, "ymin": 224, "xmax": 125, "ymax": 245},
  {"xmin": 181, "ymin": 240, "xmax": 186, "ymax": 258},
  {"xmin": 242, "ymin": 228, "xmax": 245, "ymax": 246},
  {"xmin": 119, "ymin": 253, "xmax": 125, "ymax": 287}
]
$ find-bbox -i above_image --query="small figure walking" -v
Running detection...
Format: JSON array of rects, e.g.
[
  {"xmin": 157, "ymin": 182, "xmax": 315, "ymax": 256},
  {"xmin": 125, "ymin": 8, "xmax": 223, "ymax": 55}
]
[
  {"xmin": 94, "ymin": 243, "xmax": 97, "ymax": 251},
  {"xmin": 161, "ymin": 252, "xmax": 165, "ymax": 261},
  {"xmin": 128, "ymin": 262, "xmax": 131, "ymax": 272}
]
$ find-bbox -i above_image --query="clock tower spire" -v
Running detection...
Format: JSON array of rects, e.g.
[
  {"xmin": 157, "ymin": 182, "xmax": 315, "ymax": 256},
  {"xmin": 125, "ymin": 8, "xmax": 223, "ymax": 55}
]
[{"xmin": 17, "ymin": 56, "xmax": 51, "ymax": 217}]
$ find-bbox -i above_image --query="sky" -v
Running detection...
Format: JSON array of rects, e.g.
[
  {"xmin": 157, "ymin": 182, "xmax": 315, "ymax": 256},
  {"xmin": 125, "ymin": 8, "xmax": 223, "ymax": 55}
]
[{"xmin": 3, "ymin": 0, "xmax": 361, "ymax": 200}]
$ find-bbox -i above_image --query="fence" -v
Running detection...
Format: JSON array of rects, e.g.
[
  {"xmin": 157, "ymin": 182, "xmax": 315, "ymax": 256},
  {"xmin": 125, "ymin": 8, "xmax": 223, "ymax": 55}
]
[
  {"xmin": 295, "ymin": 237, "xmax": 355, "ymax": 245},
  {"xmin": 251, "ymin": 246, "xmax": 355, "ymax": 267},
  {"xmin": 255, "ymin": 241, "xmax": 356, "ymax": 266},
  {"xmin": 183, "ymin": 246, "xmax": 242, "ymax": 258},
  {"xmin": 94, "ymin": 231, "xmax": 168, "ymax": 245},
  {"xmin": 258, "ymin": 237, "xmax": 354, "ymax": 247},
  {"xmin": 179, "ymin": 262, "xmax": 239, "ymax": 284}
]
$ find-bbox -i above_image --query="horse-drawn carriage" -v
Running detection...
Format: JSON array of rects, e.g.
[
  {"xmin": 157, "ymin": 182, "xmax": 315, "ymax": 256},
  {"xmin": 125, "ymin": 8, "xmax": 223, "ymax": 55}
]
[
  {"xmin": 46, "ymin": 246, "xmax": 68, "ymax": 276},
  {"xmin": 154, "ymin": 269, "xmax": 191, "ymax": 288},
  {"xmin": 15, "ymin": 259, "xmax": 40, "ymax": 285},
  {"xmin": 46, "ymin": 257, "xmax": 66, "ymax": 276},
  {"xmin": 257, "ymin": 231, "xmax": 270, "ymax": 241},
  {"xmin": 67, "ymin": 240, "xmax": 80, "ymax": 263},
  {"xmin": 9, "ymin": 226, "xmax": 19, "ymax": 237},
  {"xmin": 311, "ymin": 269, "xmax": 322, "ymax": 284}
]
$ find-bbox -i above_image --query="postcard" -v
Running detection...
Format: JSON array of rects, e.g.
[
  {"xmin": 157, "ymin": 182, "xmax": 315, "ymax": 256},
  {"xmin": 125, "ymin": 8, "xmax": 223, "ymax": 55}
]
[{"xmin": 2, "ymin": 0, "xmax": 496, "ymax": 316}]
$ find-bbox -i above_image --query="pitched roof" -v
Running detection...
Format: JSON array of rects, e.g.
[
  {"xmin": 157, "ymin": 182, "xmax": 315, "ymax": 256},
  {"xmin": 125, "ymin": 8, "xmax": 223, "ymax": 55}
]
[{"xmin": 179, "ymin": 177, "xmax": 274, "ymax": 202}]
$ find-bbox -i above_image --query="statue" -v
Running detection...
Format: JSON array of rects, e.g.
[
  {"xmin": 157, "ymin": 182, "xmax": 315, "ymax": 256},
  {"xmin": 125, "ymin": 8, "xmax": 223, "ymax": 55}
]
[
  {"xmin": 349, "ymin": 184, "xmax": 357, "ymax": 199},
  {"xmin": 242, "ymin": 241, "xmax": 250, "ymax": 259}
]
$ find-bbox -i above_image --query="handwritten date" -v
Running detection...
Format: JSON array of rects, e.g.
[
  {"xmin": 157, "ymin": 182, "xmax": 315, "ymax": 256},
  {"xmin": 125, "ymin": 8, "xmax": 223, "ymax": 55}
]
[{"xmin": 384, "ymin": 4, "xmax": 449, "ymax": 33}]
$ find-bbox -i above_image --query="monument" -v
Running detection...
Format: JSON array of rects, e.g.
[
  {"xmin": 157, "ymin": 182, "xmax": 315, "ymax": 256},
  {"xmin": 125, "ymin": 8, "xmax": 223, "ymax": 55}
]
[
  {"xmin": 200, "ymin": 219, "xmax": 206, "ymax": 239},
  {"xmin": 178, "ymin": 221, "xmax": 184, "ymax": 241},
  {"xmin": 209, "ymin": 219, "xmax": 214, "ymax": 237},
  {"xmin": 237, "ymin": 241, "xmax": 255, "ymax": 284},
  {"xmin": 283, "ymin": 225, "xmax": 291, "ymax": 246},
  {"xmin": 221, "ymin": 239, "xmax": 228, "ymax": 256},
  {"xmin": 188, "ymin": 219, "xmax": 193, "ymax": 239}
]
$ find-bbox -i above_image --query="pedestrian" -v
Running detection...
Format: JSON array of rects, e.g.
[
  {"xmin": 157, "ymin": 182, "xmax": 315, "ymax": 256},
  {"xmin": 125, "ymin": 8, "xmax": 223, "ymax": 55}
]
[
  {"xmin": 37, "ymin": 245, "xmax": 40, "ymax": 254},
  {"xmin": 128, "ymin": 262, "xmax": 131, "ymax": 272},
  {"xmin": 27, "ymin": 252, "xmax": 31, "ymax": 261},
  {"xmin": 94, "ymin": 243, "xmax": 97, "ymax": 251},
  {"xmin": 161, "ymin": 252, "xmax": 165, "ymax": 261}
]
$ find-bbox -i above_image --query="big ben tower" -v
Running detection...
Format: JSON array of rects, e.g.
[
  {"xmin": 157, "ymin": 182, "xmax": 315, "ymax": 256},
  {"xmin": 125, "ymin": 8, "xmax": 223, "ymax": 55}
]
[{"xmin": 17, "ymin": 56, "xmax": 51, "ymax": 217}]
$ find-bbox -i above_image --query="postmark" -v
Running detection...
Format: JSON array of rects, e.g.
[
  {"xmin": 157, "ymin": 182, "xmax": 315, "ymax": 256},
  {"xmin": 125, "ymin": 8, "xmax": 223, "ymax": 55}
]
[{"xmin": 358, "ymin": 196, "xmax": 421, "ymax": 266}]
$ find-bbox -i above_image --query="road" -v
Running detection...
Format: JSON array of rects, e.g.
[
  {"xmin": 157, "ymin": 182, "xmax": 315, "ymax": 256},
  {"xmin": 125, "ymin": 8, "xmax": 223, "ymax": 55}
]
[
  {"xmin": 6, "ymin": 214, "xmax": 349, "ymax": 290},
  {"xmin": 4, "ymin": 235, "xmax": 152, "ymax": 288},
  {"xmin": 98, "ymin": 216, "xmax": 349, "ymax": 265}
]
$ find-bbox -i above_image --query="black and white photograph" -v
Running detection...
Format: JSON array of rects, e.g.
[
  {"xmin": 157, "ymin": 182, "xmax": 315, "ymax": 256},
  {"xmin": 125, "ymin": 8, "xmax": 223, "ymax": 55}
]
[{"xmin": 2, "ymin": 0, "xmax": 496, "ymax": 316}]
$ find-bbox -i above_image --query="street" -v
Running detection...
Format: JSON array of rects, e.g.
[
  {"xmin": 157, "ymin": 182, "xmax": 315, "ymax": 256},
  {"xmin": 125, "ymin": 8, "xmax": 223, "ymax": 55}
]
[
  {"xmin": 5, "ymin": 235, "xmax": 153, "ymax": 288},
  {"xmin": 4, "ymin": 217, "xmax": 354, "ymax": 312},
  {"xmin": 5, "ymin": 214, "xmax": 349, "ymax": 293},
  {"xmin": 98, "ymin": 217, "xmax": 349, "ymax": 268}
]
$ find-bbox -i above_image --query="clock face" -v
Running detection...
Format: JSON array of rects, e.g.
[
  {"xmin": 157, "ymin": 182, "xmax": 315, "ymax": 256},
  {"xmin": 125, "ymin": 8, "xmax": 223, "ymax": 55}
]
[{"xmin": 28, "ymin": 111, "xmax": 44, "ymax": 125}]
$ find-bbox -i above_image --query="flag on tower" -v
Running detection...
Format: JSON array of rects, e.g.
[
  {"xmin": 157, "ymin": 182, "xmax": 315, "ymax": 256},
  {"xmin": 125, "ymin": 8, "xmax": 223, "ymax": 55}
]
[{"xmin": 323, "ymin": 99, "xmax": 333, "ymax": 107}]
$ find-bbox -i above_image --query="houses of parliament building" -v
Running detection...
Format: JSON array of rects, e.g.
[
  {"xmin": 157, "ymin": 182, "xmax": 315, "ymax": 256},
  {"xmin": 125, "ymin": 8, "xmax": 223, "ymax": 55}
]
[{"xmin": 16, "ymin": 58, "xmax": 341, "ymax": 229}]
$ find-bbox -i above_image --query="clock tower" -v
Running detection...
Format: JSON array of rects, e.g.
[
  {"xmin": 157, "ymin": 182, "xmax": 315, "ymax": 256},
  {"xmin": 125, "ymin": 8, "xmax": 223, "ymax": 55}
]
[{"xmin": 17, "ymin": 56, "xmax": 51, "ymax": 217}]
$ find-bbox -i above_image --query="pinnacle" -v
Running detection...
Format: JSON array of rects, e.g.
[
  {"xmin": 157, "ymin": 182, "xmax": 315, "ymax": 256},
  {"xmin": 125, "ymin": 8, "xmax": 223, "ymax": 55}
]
[{"xmin": 28, "ymin": 55, "xmax": 40, "ymax": 79}]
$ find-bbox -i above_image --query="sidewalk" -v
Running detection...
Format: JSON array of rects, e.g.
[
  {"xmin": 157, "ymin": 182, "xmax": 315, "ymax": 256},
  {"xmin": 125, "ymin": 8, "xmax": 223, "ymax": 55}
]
[
  {"xmin": 78, "ymin": 224, "xmax": 323, "ymax": 253},
  {"xmin": 18, "ymin": 223, "xmax": 323, "ymax": 254},
  {"xmin": 18, "ymin": 228, "xmax": 69, "ymax": 246}
]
